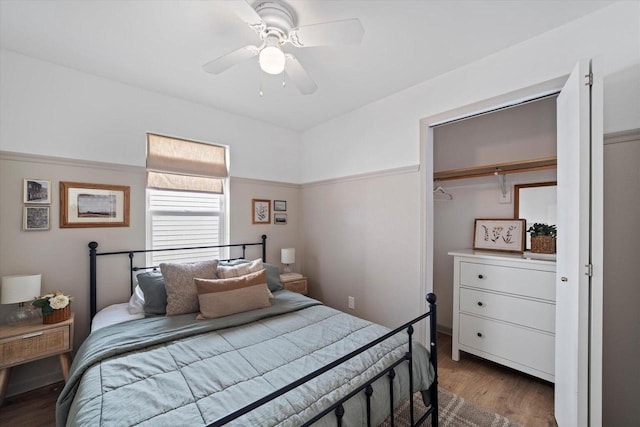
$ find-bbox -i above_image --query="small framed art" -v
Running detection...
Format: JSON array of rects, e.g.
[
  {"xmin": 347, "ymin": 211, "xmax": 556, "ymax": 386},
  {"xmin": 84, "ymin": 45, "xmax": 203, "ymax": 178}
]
[
  {"xmin": 274, "ymin": 213, "xmax": 287, "ymax": 225},
  {"xmin": 60, "ymin": 181, "xmax": 130, "ymax": 228},
  {"xmin": 252, "ymin": 199, "xmax": 271, "ymax": 224},
  {"xmin": 24, "ymin": 179, "xmax": 51, "ymax": 204},
  {"xmin": 23, "ymin": 206, "xmax": 50, "ymax": 231},
  {"xmin": 473, "ymin": 218, "xmax": 526, "ymax": 253},
  {"xmin": 273, "ymin": 200, "xmax": 287, "ymax": 211}
]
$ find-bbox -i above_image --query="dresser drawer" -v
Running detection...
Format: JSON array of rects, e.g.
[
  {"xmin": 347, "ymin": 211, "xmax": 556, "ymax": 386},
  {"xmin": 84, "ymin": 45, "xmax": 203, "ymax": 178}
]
[
  {"xmin": 459, "ymin": 313, "xmax": 554, "ymax": 376},
  {"xmin": 460, "ymin": 261, "xmax": 555, "ymax": 300},
  {"xmin": 0, "ymin": 324, "xmax": 71, "ymax": 368},
  {"xmin": 460, "ymin": 288, "xmax": 555, "ymax": 333},
  {"xmin": 284, "ymin": 279, "xmax": 308, "ymax": 295}
]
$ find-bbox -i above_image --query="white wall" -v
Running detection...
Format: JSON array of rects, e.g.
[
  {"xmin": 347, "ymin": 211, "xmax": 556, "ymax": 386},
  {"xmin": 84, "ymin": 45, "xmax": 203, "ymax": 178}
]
[
  {"xmin": 300, "ymin": 2, "xmax": 640, "ymax": 182},
  {"xmin": 0, "ymin": 49, "xmax": 301, "ymax": 183}
]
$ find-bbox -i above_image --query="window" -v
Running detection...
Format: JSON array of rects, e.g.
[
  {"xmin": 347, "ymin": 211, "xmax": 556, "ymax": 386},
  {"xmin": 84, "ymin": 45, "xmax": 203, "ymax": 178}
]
[{"xmin": 146, "ymin": 134, "xmax": 228, "ymax": 265}]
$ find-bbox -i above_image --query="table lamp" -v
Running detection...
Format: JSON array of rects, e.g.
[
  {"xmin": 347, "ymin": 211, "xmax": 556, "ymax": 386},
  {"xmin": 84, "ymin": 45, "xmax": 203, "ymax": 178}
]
[
  {"xmin": 1, "ymin": 274, "xmax": 42, "ymax": 324},
  {"xmin": 281, "ymin": 248, "xmax": 295, "ymax": 273}
]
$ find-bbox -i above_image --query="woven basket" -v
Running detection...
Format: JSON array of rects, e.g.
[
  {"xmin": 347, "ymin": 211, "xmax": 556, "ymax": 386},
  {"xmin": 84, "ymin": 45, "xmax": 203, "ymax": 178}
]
[
  {"xmin": 43, "ymin": 305, "xmax": 71, "ymax": 324},
  {"xmin": 531, "ymin": 236, "xmax": 556, "ymax": 254}
]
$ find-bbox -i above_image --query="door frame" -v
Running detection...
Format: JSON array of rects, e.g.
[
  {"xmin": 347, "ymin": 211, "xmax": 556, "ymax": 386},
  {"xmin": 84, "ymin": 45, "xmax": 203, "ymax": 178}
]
[{"xmin": 418, "ymin": 73, "xmax": 601, "ymax": 423}]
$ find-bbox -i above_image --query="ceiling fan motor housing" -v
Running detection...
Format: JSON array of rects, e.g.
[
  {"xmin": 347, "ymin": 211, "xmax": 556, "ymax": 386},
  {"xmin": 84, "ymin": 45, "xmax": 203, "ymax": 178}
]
[{"xmin": 254, "ymin": 1, "xmax": 296, "ymax": 43}]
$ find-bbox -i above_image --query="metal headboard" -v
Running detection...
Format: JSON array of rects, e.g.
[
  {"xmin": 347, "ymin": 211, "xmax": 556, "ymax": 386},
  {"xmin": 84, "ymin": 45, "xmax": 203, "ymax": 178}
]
[{"xmin": 88, "ymin": 235, "xmax": 267, "ymax": 319}]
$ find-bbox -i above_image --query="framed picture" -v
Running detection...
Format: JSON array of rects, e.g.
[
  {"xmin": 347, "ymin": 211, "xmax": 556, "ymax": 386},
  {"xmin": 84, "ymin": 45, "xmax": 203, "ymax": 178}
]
[
  {"xmin": 60, "ymin": 181, "xmax": 130, "ymax": 228},
  {"xmin": 23, "ymin": 206, "xmax": 50, "ymax": 231},
  {"xmin": 23, "ymin": 179, "xmax": 51, "ymax": 204},
  {"xmin": 473, "ymin": 218, "xmax": 526, "ymax": 253},
  {"xmin": 273, "ymin": 200, "xmax": 287, "ymax": 211},
  {"xmin": 274, "ymin": 213, "xmax": 287, "ymax": 225},
  {"xmin": 252, "ymin": 199, "xmax": 270, "ymax": 224}
]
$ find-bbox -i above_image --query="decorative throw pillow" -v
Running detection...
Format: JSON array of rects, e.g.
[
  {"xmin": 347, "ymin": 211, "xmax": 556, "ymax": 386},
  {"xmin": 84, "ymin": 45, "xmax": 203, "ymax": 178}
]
[
  {"xmin": 160, "ymin": 259, "xmax": 218, "ymax": 316},
  {"xmin": 195, "ymin": 270, "xmax": 271, "ymax": 319},
  {"xmin": 216, "ymin": 258, "xmax": 263, "ymax": 279},
  {"xmin": 263, "ymin": 263, "xmax": 283, "ymax": 292},
  {"xmin": 136, "ymin": 271, "xmax": 167, "ymax": 315}
]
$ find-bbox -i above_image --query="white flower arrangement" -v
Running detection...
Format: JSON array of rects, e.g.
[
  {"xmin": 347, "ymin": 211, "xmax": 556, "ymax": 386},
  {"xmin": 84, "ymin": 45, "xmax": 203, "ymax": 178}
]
[{"xmin": 32, "ymin": 290, "xmax": 73, "ymax": 315}]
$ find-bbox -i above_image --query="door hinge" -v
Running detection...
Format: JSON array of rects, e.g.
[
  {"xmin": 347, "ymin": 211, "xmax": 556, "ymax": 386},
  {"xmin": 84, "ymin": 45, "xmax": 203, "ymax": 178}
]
[
  {"xmin": 585, "ymin": 73, "xmax": 593, "ymax": 86},
  {"xmin": 585, "ymin": 263, "xmax": 593, "ymax": 277}
]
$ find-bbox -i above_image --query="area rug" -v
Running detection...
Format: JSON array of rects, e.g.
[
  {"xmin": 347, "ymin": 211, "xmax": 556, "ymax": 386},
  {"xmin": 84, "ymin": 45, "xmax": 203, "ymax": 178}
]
[{"xmin": 380, "ymin": 388, "xmax": 522, "ymax": 427}]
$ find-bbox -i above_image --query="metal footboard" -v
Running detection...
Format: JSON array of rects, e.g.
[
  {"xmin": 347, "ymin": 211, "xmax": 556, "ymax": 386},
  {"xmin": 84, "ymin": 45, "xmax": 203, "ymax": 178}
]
[{"xmin": 209, "ymin": 293, "xmax": 439, "ymax": 427}]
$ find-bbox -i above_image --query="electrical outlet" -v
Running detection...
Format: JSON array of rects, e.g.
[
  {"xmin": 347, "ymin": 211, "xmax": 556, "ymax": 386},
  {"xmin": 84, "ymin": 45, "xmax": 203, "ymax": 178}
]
[{"xmin": 348, "ymin": 296, "xmax": 355, "ymax": 309}]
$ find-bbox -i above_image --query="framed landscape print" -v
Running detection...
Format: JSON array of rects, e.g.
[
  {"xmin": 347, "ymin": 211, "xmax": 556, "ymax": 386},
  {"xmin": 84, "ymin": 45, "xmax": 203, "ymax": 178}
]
[
  {"xmin": 473, "ymin": 218, "xmax": 526, "ymax": 253},
  {"xmin": 23, "ymin": 206, "xmax": 50, "ymax": 231},
  {"xmin": 273, "ymin": 200, "xmax": 287, "ymax": 211},
  {"xmin": 274, "ymin": 213, "xmax": 287, "ymax": 224},
  {"xmin": 252, "ymin": 199, "xmax": 270, "ymax": 224},
  {"xmin": 24, "ymin": 179, "xmax": 51, "ymax": 204},
  {"xmin": 60, "ymin": 182, "xmax": 130, "ymax": 228}
]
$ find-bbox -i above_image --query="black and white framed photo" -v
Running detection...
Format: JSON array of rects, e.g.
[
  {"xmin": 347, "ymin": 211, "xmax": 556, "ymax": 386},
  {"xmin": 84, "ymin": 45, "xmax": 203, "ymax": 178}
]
[
  {"xmin": 23, "ymin": 206, "xmax": 50, "ymax": 231},
  {"xmin": 473, "ymin": 218, "xmax": 526, "ymax": 253},
  {"xmin": 274, "ymin": 213, "xmax": 287, "ymax": 225},
  {"xmin": 273, "ymin": 200, "xmax": 287, "ymax": 211},
  {"xmin": 24, "ymin": 179, "xmax": 51, "ymax": 204},
  {"xmin": 60, "ymin": 181, "xmax": 130, "ymax": 228}
]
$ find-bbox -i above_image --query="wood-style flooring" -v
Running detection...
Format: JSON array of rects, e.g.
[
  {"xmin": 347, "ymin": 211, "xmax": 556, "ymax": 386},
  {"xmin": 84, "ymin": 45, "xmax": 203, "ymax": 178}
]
[{"xmin": 0, "ymin": 333, "xmax": 555, "ymax": 427}]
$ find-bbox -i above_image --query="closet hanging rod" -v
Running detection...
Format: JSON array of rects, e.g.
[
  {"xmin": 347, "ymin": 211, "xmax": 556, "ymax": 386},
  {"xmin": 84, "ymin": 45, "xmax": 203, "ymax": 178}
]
[{"xmin": 433, "ymin": 156, "xmax": 557, "ymax": 181}]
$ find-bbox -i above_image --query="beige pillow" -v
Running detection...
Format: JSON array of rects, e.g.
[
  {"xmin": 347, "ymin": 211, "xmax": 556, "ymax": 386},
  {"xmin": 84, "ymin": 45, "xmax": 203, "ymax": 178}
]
[
  {"xmin": 160, "ymin": 259, "xmax": 218, "ymax": 316},
  {"xmin": 195, "ymin": 269, "xmax": 271, "ymax": 319},
  {"xmin": 217, "ymin": 258, "xmax": 263, "ymax": 279}
]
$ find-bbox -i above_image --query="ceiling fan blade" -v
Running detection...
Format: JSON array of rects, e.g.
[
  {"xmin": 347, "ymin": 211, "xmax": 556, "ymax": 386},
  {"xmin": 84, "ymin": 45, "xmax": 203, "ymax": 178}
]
[
  {"xmin": 284, "ymin": 54, "xmax": 317, "ymax": 95},
  {"xmin": 224, "ymin": 0, "xmax": 265, "ymax": 34},
  {"xmin": 202, "ymin": 45, "xmax": 259, "ymax": 74},
  {"xmin": 289, "ymin": 18, "xmax": 364, "ymax": 47}
]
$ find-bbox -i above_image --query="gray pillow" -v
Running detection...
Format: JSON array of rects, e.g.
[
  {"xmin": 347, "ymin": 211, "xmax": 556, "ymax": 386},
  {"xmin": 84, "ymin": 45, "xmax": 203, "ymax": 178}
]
[
  {"xmin": 264, "ymin": 263, "xmax": 283, "ymax": 292},
  {"xmin": 137, "ymin": 271, "xmax": 167, "ymax": 315}
]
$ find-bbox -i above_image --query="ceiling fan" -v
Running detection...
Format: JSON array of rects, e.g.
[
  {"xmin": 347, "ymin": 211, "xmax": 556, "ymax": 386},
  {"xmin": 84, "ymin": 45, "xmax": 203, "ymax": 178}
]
[{"xmin": 202, "ymin": 0, "xmax": 364, "ymax": 95}]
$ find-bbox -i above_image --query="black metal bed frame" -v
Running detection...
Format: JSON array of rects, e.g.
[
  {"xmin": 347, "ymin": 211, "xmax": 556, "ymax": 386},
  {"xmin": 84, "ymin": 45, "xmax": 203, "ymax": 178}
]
[{"xmin": 87, "ymin": 235, "xmax": 438, "ymax": 427}]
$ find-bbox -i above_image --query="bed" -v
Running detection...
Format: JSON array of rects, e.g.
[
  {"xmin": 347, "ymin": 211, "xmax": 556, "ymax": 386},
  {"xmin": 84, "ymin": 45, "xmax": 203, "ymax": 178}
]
[{"xmin": 56, "ymin": 236, "xmax": 439, "ymax": 426}]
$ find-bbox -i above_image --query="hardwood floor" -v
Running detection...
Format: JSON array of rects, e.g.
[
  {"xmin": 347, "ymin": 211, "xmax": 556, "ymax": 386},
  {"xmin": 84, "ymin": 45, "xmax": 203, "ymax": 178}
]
[
  {"xmin": 437, "ymin": 333, "xmax": 556, "ymax": 427},
  {"xmin": 0, "ymin": 333, "xmax": 555, "ymax": 427}
]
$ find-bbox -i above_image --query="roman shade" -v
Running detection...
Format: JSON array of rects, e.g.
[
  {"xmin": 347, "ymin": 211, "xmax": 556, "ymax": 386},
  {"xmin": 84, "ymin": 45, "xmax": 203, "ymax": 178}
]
[{"xmin": 146, "ymin": 133, "xmax": 228, "ymax": 193}]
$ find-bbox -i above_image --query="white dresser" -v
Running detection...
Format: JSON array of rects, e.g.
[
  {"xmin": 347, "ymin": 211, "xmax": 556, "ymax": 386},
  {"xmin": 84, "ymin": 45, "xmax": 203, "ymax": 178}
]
[{"xmin": 449, "ymin": 249, "xmax": 556, "ymax": 382}]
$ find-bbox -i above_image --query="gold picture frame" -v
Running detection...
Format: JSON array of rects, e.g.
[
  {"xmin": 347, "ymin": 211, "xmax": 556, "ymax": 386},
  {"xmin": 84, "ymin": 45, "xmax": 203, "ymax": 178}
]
[
  {"xmin": 60, "ymin": 181, "xmax": 130, "ymax": 228},
  {"xmin": 252, "ymin": 199, "xmax": 270, "ymax": 224}
]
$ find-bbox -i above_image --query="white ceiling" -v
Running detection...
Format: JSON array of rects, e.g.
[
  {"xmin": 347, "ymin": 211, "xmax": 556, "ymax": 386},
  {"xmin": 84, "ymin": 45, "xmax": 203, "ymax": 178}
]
[{"xmin": 0, "ymin": 0, "xmax": 613, "ymax": 131}]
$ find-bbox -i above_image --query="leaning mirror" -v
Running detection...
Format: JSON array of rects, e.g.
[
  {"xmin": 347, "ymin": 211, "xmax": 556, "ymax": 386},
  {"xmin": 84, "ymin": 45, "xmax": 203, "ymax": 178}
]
[{"xmin": 514, "ymin": 182, "xmax": 557, "ymax": 250}]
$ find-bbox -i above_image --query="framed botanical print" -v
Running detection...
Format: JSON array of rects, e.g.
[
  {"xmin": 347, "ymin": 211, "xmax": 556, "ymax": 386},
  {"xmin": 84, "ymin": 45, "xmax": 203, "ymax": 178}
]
[
  {"xmin": 473, "ymin": 218, "xmax": 526, "ymax": 253},
  {"xmin": 252, "ymin": 199, "xmax": 270, "ymax": 224}
]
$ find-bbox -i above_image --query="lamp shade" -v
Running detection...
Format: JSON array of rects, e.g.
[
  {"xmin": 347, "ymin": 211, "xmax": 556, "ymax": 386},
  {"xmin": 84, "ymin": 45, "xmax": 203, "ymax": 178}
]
[
  {"xmin": 1, "ymin": 274, "xmax": 41, "ymax": 304},
  {"xmin": 281, "ymin": 248, "xmax": 295, "ymax": 264}
]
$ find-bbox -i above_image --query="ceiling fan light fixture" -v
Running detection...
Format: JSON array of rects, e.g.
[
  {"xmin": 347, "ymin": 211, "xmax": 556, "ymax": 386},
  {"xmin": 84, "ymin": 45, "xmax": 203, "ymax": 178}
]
[{"xmin": 259, "ymin": 44, "xmax": 286, "ymax": 75}]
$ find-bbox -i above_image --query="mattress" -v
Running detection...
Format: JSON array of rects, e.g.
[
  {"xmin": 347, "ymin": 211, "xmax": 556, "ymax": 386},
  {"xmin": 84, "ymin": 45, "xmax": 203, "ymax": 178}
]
[
  {"xmin": 90, "ymin": 302, "xmax": 144, "ymax": 333},
  {"xmin": 58, "ymin": 291, "xmax": 434, "ymax": 426}
]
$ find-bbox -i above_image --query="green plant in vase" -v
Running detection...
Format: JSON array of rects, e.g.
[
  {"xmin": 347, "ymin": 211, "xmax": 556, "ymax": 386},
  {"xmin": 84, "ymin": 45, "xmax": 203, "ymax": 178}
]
[{"xmin": 527, "ymin": 223, "xmax": 557, "ymax": 253}]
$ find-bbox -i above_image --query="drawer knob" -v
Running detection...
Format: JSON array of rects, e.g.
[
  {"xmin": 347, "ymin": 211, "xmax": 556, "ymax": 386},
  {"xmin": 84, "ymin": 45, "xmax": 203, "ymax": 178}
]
[
  {"xmin": 477, "ymin": 332, "xmax": 483, "ymax": 338},
  {"xmin": 477, "ymin": 301, "xmax": 484, "ymax": 307},
  {"xmin": 478, "ymin": 274, "xmax": 484, "ymax": 279},
  {"xmin": 561, "ymin": 277, "xmax": 568, "ymax": 282}
]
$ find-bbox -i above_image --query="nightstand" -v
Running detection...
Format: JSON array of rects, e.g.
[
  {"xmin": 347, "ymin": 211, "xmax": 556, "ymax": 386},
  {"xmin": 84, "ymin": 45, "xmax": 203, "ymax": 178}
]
[
  {"xmin": 0, "ymin": 313, "xmax": 74, "ymax": 403},
  {"xmin": 280, "ymin": 274, "xmax": 308, "ymax": 295}
]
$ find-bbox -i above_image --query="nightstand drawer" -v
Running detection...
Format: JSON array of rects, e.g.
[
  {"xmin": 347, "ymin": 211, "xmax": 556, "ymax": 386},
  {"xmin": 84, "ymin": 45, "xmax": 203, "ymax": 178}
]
[
  {"xmin": 284, "ymin": 279, "xmax": 308, "ymax": 295},
  {"xmin": 0, "ymin": 324, "xmax": 70, "ymax": 368}
]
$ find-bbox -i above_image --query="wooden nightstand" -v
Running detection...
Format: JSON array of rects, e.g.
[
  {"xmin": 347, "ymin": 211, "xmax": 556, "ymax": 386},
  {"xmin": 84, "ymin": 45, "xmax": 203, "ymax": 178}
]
[
  {"xmin": 280, "ymin": 274, "xmax": 308, "ymax": 295},
  {"xmin": 0, "ymin": 313, "xmax": 74, "ymax": 403}
]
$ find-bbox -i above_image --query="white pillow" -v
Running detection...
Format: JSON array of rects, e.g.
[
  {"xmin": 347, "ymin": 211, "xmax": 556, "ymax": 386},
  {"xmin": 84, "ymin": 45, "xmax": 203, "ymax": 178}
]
[{"xmin": 127, "ymin": 285, "xmax": 145, "ymax": 315}]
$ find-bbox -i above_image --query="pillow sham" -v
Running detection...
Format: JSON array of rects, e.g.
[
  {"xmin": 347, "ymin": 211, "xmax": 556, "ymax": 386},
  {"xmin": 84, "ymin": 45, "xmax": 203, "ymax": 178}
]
[
  {"xmin": 195, "ymin": 269, "xmax": 271, "ymax": 319},
  {"xmin": 160, "ymin": 259, "xmax": 218, "ymax": 316},
  {"xmin": 216, "ymin": 258, "xmax": 263, "ymax": 279},
  {"xmin": 136, "ymin": 271, "xmax": 167, "ymax": 315},
  {"xmin": 127, "ymin": 285, "xmax": 145, "ymax": 315}
]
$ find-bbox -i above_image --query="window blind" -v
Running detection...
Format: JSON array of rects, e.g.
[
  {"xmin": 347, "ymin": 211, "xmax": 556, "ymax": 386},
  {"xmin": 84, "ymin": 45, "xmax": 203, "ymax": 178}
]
[{"xmin": 146, "ymin": 133, "xmax": 228, "ymax": 193}]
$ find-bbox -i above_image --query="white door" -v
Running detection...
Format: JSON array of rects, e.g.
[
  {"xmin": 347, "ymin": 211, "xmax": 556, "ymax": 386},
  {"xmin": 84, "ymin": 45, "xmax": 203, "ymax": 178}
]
[{"xmin": 555, "ymin": 58, "xmax": 603, "ymax": 426}]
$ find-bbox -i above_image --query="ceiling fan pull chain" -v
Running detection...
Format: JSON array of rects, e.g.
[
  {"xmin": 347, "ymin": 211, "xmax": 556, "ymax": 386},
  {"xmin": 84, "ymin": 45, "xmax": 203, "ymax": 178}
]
[{"xmin": 259, "ymin": 70, "xmax": 264, "ymax": 97}]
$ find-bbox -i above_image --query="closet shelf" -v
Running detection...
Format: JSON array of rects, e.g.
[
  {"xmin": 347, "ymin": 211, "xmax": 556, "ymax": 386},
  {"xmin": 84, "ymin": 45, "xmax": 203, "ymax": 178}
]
[{"xmin": 433, "ymin": 157, "xmax": 556, "ymax": 181}]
